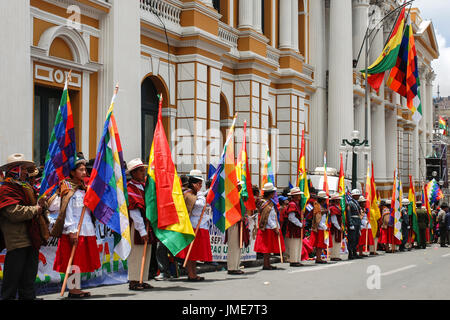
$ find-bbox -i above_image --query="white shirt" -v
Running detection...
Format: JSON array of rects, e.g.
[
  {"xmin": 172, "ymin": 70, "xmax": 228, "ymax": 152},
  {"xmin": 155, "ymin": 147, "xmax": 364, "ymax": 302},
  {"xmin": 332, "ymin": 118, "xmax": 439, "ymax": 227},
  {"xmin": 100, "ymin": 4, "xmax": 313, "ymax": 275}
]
[
  {"xmin": 318, "ymin": 212, "xmax": 328, "ymax": 230},
  {"xmin": 128, "ymin": 181, "xmax": 148, "ymax": 237},
  {"xmin": 361, "ymin": 212, "xmax": 371, "ymax": 229},
  {"xmin": 266, "ymin": 207, "xmax": 279, "ymax": 230},
  {"xmin": 288, "ymin": 212, "xmax": 303, "ymax": 228},
  {"xmin": 190, "ymin": 192, "xmax": 210, "ymax": 230},
  {"xmin": 331, "ymin": 215, "xmax": 341, "ymax": 230},
  {"xmin": 63, "ymin": 189, "xmax": 96, "ymax": 236}
]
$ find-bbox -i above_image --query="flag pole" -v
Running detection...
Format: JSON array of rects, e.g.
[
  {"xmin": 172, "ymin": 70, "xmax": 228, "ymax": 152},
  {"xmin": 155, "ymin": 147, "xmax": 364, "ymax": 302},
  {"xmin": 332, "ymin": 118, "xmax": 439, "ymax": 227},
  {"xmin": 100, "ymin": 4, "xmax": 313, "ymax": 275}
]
[
  {"xmin": 183, "ymin": 205, "xmax": 207, "ymax": 268},
  {"xmin": 139, "ymin": 223, "xmax": 150, "ymax": 284},
  {"xmin": 60, "ymin": 206, "xmax": 86, "ymax": 297},
  {"xmin": 239, "ymin": 220, "xmax": 243, "ymax": 249}
]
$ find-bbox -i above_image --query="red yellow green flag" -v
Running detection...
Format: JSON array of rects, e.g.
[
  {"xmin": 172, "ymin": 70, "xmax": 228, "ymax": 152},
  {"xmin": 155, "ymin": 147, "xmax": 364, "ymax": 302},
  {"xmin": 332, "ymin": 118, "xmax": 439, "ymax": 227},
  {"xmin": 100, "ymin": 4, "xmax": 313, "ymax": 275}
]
[
  {"xmin": 145, "ymin": 95, "xmax": 195, "ymax": 256},
  {"xmin": 296, "ymin": 129, "xmax": 310, "ymax": 211},
  {"xmin": 338, "ymin": 153, "xmax": 346, "ymax": 233}
]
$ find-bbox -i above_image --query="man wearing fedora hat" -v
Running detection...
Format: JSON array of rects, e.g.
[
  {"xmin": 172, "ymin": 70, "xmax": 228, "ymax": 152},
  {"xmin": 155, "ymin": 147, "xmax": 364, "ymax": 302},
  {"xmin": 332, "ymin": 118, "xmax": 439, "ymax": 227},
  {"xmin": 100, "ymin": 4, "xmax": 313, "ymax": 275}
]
[
  {"xmin": 285, "ymin": 187, "xmax": 304, "ymax": 267},
  {"xmin": 125, "ymin": 158, "xmax": 155, "ymax": 290},
  {"xmin": 329, "ymin": 192, "xmax": 343, "ymax": 261},
  {"xmin": 310, "ymin": 191, "xmax": 331, "ymax": 264},
  {"xmin": 254, "ymin": 182, "xmax": 285, "ymax": 270},
  {"xmin": 357, "ymin": 196, "xmax": 373, "ymax": 258},
  {"xmin": 0, "ymin": 154, "xmax": 47, "ymax": 300},
  {"xmin": 177, "ymin": 170, "xmax": 212, "ymax": 281},
  {"xmin": 379, "ymin": 200, "xmax": 392, "ymax": 252}
]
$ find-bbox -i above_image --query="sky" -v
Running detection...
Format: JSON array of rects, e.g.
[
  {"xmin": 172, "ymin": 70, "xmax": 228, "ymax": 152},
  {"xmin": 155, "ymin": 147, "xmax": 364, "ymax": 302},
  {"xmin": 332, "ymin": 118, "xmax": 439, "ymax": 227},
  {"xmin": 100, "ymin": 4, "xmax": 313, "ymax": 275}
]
[{"xmin": 413, "ymin": 0, "xmax": 450, "ymax": 97}]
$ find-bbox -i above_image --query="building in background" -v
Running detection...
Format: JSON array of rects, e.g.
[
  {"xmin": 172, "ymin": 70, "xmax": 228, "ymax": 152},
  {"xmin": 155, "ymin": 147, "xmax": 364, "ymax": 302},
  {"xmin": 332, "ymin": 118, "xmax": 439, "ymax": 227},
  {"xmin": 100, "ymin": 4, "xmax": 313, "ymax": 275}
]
[{"xmin": 0, "ymin": 0, "xmax": 439, "ymax": 197}]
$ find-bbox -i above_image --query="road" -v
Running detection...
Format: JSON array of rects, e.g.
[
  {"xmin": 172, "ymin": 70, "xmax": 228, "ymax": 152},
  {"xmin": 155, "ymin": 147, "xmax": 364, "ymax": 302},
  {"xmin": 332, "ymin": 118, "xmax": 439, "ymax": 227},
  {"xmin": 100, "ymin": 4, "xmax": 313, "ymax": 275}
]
[{"xmin": 41, "ymin": 244, "xmax": 450, "ymax": 300}]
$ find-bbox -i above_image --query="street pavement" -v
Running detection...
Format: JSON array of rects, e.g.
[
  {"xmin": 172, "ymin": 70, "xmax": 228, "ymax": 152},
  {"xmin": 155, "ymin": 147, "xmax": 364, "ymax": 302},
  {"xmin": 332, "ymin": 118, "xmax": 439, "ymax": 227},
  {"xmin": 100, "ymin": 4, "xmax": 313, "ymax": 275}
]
[{"xmin": 41, "ymin": 243, "xmax": 450, "ymax": 300}]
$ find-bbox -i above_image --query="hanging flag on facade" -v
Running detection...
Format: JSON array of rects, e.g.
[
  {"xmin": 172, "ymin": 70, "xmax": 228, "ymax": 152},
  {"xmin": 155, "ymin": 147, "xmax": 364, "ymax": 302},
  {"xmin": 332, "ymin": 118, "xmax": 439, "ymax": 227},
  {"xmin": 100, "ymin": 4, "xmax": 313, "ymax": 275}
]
[
  {"xmin": 39, "ymin": 75, "xmax": 77, "ymax": 198},
  {"xmin": 206, "ymin": 114, "xmax": 242, "ymax": 233},
  {"xmin": 439, "ymin": 116, "xmax": 448, "ymax": 136},
  {"xmin": 84, "ymin": 85, "xmax": 131, "ymax": 260},
  {"xmin": 387, "ymin": 15, "xmax": 423, "ymax": 123},
  {"xmin": 145, "ymin": 95, "xmax": 195, "ymax": 256},
  {"xmin": 362, "ymin": 7, "xmax": 406, "ymax": 92}
]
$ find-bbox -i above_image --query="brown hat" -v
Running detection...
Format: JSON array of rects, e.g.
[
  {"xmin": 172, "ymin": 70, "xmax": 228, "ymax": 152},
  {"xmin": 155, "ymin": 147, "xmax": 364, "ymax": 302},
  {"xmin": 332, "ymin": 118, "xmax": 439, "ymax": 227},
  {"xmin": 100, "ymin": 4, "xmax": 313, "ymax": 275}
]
[{"xmin": 0, "ymin": 153, "xmax": 35, "ymax": 173}]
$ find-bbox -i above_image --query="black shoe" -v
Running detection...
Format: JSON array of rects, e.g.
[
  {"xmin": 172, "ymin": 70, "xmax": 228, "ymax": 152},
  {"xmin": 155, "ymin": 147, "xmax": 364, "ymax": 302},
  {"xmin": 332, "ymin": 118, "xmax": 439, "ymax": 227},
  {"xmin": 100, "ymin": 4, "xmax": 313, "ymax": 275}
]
[
  {"xmin": 355, "ymin": 255, "xmax": 363, "ymax": 259},
  {"xmin": 441, "ymin": 245, "xmax": 448, "ymax": 248},
  {"xmin": 289, "ymin": 263, "xmax": 304, "ymax": 267},
  {"xmin": 227, "ymin": 270, "xmax": 245, "ymax": 275},
  {"xmin": 348, "ymin": 256, "xmax": 355, "ymax": 260}
]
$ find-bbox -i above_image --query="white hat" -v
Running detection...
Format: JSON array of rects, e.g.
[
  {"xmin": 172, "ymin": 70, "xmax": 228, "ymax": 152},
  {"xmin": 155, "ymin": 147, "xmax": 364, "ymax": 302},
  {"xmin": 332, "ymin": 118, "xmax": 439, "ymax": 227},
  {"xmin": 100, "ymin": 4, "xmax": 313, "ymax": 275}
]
[
  {"xmin": 402, "ymin": 198, "xmax": 410, "ymax": 205},
  {"xmin": 330, "ymin": 192, "xmax": 341, "ymax": 201},
  {"xmin": 126, "ymin": 158, "xmax": 147, "ymax": 174},
  {"xmin": 351, "ymin": 189, "xmax": 361, "ymax": 196},
  {"xmin": 317, "ymin": 191, "xmax": 328, "ymax": 199},
  {"xmin": 188, "ymin": 169, "xmax": 204, "ymax": 181},
  {"xmin": 358, "ymin": 195, "xmax": 367, "ymax": 202},
  {"xmin": 0, "ymin": 153, "xmax": 35, "ymax": 172},
  {"xmin": 288, "ymin": 187, "xmax": 303, "ymax": 196},
  {"xmin": 262, "ymin": 182, "xmax": 277, "ymax": 192},
  {"xmin": 386, "ymin": 199, "xmax": 392, "ymax": 205}
]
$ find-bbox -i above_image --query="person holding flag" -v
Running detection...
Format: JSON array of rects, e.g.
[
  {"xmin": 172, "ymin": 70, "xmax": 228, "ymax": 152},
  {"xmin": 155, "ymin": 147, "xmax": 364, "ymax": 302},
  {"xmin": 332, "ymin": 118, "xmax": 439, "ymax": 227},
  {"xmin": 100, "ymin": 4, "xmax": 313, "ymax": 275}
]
[
  {"xmin": 285, "ymin": 187, "xmax": 304, "ymax": 267},
  {"xmin": 329, "ymin": 192, "xmax": 343, "ymax": 261},
  {"xmin": 126, "ymin": 158, "xmax": 155, "ymax": 291},
  {"xmin": 310, "ymin": 191, "xmax": 331, "ymax": 264},
  {"xmin": 177, "ymin": 170, "xmax": 212, "ymax": 281},
  {"xmin": 254, "ymin": 183, "xmax": 285, "ymax": 270},
  {"xmin": 357, "ymin": 196, "xmax": 373, "ymax": 258},
  {"xmin": 52, "ymin": 153, "xmax": 101, "ymax": 299}
]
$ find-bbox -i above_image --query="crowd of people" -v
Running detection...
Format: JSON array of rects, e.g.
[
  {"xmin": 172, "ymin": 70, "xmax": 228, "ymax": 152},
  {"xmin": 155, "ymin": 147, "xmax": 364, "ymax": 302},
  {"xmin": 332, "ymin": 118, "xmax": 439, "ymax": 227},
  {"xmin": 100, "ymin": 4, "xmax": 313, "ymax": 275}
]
[{"xmin": 0, "ymin": 152, "xmax": 447, "ymax": 300}]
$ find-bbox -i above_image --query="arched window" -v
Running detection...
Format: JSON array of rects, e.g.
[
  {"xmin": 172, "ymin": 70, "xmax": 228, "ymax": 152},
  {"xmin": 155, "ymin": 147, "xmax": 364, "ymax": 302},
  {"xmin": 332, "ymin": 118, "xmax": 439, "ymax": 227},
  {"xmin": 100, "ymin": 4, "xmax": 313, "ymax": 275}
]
[{"xmin": 141, "ymin": 77, "xmax": 159, "ymax": 161}]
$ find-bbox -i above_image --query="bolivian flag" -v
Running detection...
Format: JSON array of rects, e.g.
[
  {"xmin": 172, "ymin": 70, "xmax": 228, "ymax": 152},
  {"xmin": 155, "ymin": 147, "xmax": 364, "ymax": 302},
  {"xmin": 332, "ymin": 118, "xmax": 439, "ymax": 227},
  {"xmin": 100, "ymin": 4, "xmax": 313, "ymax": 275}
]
[
  {"xmin": 296, "ymin": 129, "xmax": 309, "ymax": 211},
  {"xmin": 338, "ymin": 153, "xmax": 346, "ymax": 233},
  {"xmin": 145, "ymin": 95, "xmax": 194, "ymax": 256},
  {"xmin": 362, "ymin": 7, "xmax": 406, "ymax": 92}
]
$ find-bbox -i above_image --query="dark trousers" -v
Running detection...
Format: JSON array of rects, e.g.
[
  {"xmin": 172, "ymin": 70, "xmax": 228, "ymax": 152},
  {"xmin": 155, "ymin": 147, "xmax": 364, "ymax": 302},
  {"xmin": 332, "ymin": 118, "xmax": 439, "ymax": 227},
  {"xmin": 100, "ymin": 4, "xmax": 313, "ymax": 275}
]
[
  {"xmin": 348, "ymin": 223, "xmax": 361, "ymax": 257},
  {"xmin": 1, "ymin": 246, "xmax": 39, "ymax": 300},
  {"xmin": 156, "ymin": 242, "xmax": 171, "ymax": 275},
  {"xmin": 419, "ymin": 228, "xmax": 427, "ymax": 248},
  {"xmin": 440, "ymin": 227, "xmax": 448, "ymax": 246}
]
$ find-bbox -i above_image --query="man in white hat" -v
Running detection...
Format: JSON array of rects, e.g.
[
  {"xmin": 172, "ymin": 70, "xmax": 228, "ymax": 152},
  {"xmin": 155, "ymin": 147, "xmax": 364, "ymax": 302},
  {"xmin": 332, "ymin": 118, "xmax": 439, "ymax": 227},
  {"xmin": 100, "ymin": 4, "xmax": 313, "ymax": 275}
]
[
  {"xmin": 254, "ymin": 183, "xmax": 285, "ymax": 270},
  {"xmin": 346, "ymin": 189, "xmax": 363, "ymax": 260},
  {"xmin": 125, "ymin": 158, "xmax": 154, "ymax": 290},
  {"xmin": 310, "ymin": 191, "xmax": 331, "ymax": 264},
  {"xmin": 357, "ymin": 196, "xmax": 373, "ymax": 258},
  {"xmin": 329, "ymin": 193, "xmax": 343, "ymax": 261},
  {"xmin": 285, "ymin": 187, "xmax": 304, "ymax": 267},
  {"xmin": 379, "ymin": 200, "xmax": 391, "ymax": 252},
  {"xmin": 0, "ymin": 154, "xmax": 47, "ymax": 300}
]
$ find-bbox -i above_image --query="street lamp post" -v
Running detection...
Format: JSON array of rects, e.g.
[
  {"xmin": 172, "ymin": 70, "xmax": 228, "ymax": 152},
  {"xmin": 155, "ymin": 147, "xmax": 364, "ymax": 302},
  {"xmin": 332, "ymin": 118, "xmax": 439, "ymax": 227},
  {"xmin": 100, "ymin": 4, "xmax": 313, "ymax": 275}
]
[{"xmin": 341, "ymin": 130, "xmax": 369, "ymax": 190}]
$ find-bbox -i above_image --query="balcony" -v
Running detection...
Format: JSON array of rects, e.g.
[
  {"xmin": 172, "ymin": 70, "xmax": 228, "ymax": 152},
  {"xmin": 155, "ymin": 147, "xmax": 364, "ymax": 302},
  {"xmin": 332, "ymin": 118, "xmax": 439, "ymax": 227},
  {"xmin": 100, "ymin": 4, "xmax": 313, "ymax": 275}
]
[{"xmin": 140, "ymin": 0, "xmax": 182, "ymax": 34}]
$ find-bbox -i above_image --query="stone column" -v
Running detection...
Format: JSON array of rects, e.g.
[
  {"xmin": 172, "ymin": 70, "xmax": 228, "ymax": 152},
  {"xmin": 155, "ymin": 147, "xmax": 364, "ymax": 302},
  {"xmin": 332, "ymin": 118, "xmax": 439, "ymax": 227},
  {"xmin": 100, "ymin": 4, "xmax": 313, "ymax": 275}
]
[
  {"xmin": 327, "ymin": 0, "xmax": 354, "ymax": 169},
  {"xmin": 0, "ymin": 1, "xmax": 32, "ymax": 161},
  {"xmin": 309, "ymin": 0, "xmax": 327, "ymax": 170},
  {"xmin": 101, "ymin": 0, "xmax": 142, "ymax": 160},
  {"xmin": 239, "ymin": 0, "xmax": 253, "ymax": 29},
  {"xmin": 426, "ymin": 72, "xmax": 436, "ymax": 155},
  {"xmin": 352, "ymin": 0, "xmax": 370, "ymax": 70},
  {"xmin": 279, "ymin": 0, "xmax": 292, "ymax": 49},
  {"xmin": 291, "ymin": 0, "xmax": 299, "ymax": 52},
  {"xmin": 385, "ymin": 107, "xmax": 398, "ymax": 180},
  {"xmin": 253, "ymin": 0, "xmax": 262, "ymax": 32}
]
